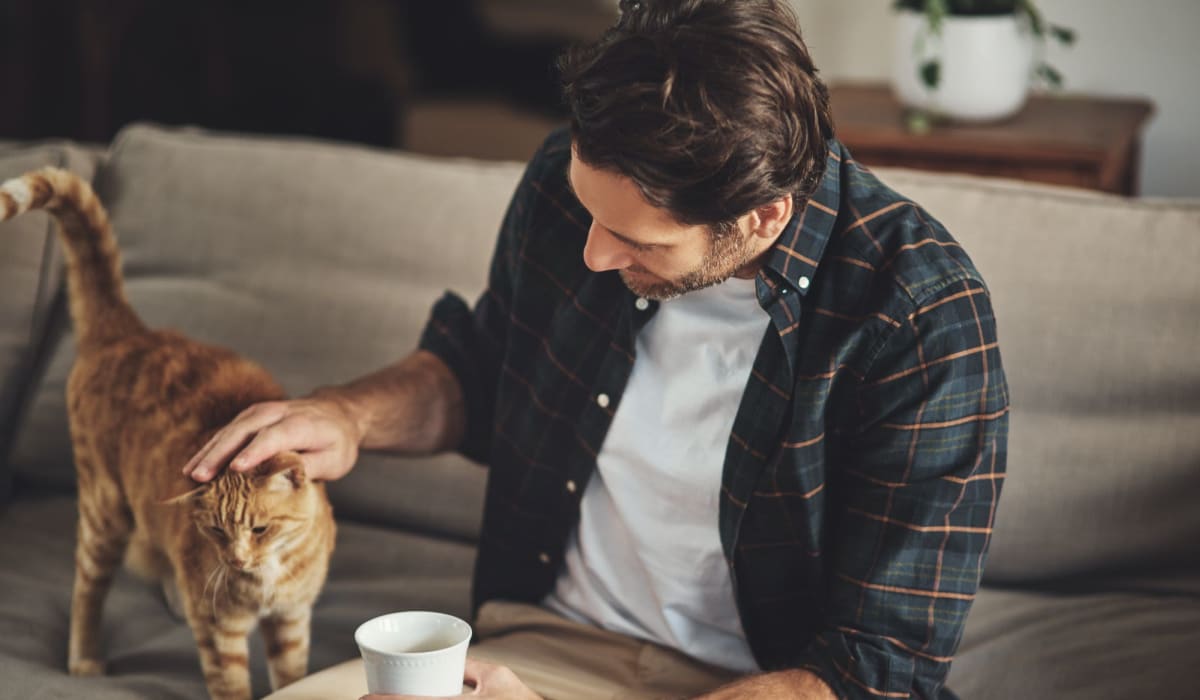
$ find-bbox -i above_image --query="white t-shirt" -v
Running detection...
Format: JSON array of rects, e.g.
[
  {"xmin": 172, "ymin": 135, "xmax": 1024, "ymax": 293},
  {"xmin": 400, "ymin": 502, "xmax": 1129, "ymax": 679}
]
[{"xmin": 544, "ymin": 275, "xmax": 767, "ymax": 673}]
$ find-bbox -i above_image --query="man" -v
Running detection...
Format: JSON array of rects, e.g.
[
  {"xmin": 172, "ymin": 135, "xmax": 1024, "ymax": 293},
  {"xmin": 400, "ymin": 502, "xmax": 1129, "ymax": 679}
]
[{"xmin": 184, "ymin": 1, "xmax": 1008, "ymax": 698}]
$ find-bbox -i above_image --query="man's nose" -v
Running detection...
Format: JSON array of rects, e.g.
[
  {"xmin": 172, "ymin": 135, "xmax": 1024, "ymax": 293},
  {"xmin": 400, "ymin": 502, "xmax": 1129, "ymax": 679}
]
[{"xmin": 582, "ymin": 223, "xmax": 633, "ymax": 272}]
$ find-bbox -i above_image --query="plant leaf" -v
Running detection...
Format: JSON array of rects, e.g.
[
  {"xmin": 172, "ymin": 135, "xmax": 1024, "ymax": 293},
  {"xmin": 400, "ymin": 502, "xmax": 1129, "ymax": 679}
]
[
  {"xmin": 905, "ymin": 109, "xmax": 934, "ymax": 135},
  {"xmin": 1049, "ymin": 25, "xmax": 1076, "ymax": 45},
  {"xmin": 920, "ymin": 60, "xmax": 941, "ymax": 89},
  {"xmin": 927, "ymin": 0, "xmax": 948, "ymax": 33},
  {"xmin": 1017, "ymin": 0, "xmax": 1045, "ymax": 37},
  {"xmin": 1036, "ymin": 63, "xmax": 1064, "ymax": 88}
]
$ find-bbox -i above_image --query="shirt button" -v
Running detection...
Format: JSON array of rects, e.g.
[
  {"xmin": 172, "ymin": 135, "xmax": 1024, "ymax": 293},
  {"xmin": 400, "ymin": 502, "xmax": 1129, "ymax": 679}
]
[
  {"xmin": 798, "ymin": 275, "xmax": 811, "ymax": 290},
  {"xmin": 566, "ymin": 480, "xmax": 578, "ymax": 494},
  {"xmin": 538, "ymin": 552, "xmax": 551, "ymax": 565},
  {"xmin": 634, "ymin": 297, "xmax": 650, "ymax": 311},
  {"xmin": 597, "ymin": 393, "xmax": 610, "ymax": 408}
]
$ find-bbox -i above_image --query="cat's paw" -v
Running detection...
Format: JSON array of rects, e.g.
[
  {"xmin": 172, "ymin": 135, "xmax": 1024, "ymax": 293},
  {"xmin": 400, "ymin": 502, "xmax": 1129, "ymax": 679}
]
[{"xmin": 68, "ymin": 657, "xmax": 106, "ymax": 676}]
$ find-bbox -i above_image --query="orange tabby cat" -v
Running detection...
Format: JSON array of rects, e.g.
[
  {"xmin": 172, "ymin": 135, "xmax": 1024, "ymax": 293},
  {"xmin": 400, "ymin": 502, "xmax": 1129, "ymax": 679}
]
[{"xmin": 1, "ymin": 168, "xmax": 336, "ymax": 700}]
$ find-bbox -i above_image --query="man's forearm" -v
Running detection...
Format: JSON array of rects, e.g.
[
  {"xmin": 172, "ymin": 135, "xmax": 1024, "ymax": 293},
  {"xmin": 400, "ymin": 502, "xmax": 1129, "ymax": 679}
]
[
  {"xmin": 694, "ymin": 669, "xmax": 838, "ymax": 700},
  {"xmin": 311, "ymin": 349, "xmax": 466, "ymax": 455}
]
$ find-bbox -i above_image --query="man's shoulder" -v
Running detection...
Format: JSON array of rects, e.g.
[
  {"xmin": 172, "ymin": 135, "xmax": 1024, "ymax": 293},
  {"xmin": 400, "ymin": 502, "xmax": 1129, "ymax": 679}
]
[
  {"xmin": 831, "ymin": 152, "xmax": 990, "ymax": 309},
  {"xmin": 507, "ymin": 127, "xmax": 591, "ymax": 272},
  {"xmin": 524, "ymin": 126, "xmax": 573, "ymax": 184}
]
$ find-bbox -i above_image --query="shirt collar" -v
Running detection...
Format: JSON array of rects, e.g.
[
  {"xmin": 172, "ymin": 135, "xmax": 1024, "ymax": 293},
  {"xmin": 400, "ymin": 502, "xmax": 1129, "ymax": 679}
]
[{"xmin": 757, "ymin": 139, "xmax": 843, "ymax": 300}]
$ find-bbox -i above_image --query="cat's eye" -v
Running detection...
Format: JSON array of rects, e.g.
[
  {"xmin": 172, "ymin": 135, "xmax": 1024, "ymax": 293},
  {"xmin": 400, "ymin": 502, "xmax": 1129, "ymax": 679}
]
[
  {"xmin": 251, "ymin": 526, "xmax": 268, "ymax": 536},
  {"xmin": 208, "ymin": 526, "xmax": 226, "ymax": 537}
]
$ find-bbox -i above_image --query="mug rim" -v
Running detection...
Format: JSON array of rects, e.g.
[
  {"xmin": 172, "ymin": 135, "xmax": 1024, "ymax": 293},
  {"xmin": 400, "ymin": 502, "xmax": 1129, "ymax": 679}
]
[{"xmin": 354, "ymin": 610, "xmax": 473, "ymax": 658}]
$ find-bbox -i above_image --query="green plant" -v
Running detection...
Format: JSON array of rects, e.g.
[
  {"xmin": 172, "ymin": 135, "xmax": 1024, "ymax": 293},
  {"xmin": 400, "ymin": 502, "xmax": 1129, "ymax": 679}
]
[{"xmin": 894, "ymin": 0, "xmax": 1075, "ymax": 90}]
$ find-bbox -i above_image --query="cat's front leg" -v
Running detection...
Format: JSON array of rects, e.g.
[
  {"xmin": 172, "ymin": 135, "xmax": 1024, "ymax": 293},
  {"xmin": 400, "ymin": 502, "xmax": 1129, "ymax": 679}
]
[
  {"xmin": 190, "ymin": 611, "xmax": 256, "ymax": 700},
  {"xmin": 261, "ymin": 606, "xmax": 313, "ymax": 691}
]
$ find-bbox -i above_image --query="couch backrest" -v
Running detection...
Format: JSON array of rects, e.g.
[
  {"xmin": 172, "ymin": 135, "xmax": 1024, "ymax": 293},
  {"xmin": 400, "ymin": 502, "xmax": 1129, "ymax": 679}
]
[
  {"xmin": 6, "ymin": 125, "xmax": 523, "ymax": 541},
  {"xmin": 872, "ymin": 167, "xmax": 1200, "ymax": 593},
  {"xmin": 5, "ymin": 126, "xmax": 1198, "ymax": 592},
  {"xmin": 0, "ymin": 143, "xmax": 99, "ymax": 504}
]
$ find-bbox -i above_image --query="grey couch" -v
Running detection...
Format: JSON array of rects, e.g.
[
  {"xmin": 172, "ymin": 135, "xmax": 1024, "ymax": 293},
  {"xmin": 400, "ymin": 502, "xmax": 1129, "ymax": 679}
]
[{"xmin": 1, "ymin": 125, "xmax": 1196, "ymax": 699}]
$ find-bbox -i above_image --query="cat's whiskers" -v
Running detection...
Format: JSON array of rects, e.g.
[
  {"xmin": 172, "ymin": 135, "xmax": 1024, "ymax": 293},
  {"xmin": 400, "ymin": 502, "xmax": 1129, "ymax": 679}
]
[
  {"xmin": 202, "ymin": 563, "xmax": 222, "ymax": 613},
  {"xmin": 221, "ymin": 565, "xmax": 234, "ymax": 608},
  {"xmin": 211, "ymin": 563, "xmax": 231, "ymax": 616}
]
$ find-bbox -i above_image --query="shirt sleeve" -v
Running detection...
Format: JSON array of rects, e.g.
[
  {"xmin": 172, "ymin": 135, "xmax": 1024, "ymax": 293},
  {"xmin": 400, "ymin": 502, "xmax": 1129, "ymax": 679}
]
[
  {"xmin": 416, "ymin": 137, "xmax": 548, "ymax": 465},
  {"xmin": 796, "ymin": 277, "xmax": 1009, "ymax": 699}
]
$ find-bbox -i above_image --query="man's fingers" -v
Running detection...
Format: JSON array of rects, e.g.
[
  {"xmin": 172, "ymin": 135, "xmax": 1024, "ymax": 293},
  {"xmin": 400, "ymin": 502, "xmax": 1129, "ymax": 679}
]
[
  {"xmin": 230, "ymin": 418, "xmax": 316, "ymax": 473},
  {"xmin": 463, "ymin": 657, "xmax": 488, "ymax": 682},
  {"xmin": 181, "ymin": 434, "xmax": 216, "ymax": 475},
  {"xmin": 303, "ymin": 450, "xmax": 342, "ymax": 483},
  {"xmin": 182, "ymin": 436, "xmax": 223, "ymax": 480},
  {"xmin": 188, "ymin": 431, "xmax": 255, "ymax": 482},
  {"xmin": 184, "ymin": 403, "xmax": 286, "ymax": 480}
]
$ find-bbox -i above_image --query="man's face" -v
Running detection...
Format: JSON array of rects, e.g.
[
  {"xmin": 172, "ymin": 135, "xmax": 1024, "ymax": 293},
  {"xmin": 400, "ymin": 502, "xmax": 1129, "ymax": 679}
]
[{"xmin": 567, "ymin": 151, "xmax": 757, "ymax": 301}]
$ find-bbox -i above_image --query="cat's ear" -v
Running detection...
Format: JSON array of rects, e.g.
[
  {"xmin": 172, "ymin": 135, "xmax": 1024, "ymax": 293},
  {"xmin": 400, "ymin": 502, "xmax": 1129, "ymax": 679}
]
[
  {"xmin": 161, "ymin": 483, "xmax": 208, "ymax": 506},
  {"xmin": 268, "ymin": 466, "xmax": 306, "ymax": 492},
  {"xmin": 252, "ymin": 454, "xmax": 307, "ymax": 492}
]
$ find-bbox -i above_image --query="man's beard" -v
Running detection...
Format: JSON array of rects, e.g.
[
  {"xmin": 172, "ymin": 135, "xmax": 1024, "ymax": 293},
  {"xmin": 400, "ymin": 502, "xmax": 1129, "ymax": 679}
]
[{"xmin": 619, "ymin": 228, "xmax": 754, "ymax": 301}]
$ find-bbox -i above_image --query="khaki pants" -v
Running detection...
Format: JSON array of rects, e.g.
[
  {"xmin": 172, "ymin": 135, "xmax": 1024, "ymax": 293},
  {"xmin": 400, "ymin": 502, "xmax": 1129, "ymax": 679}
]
[{"xmin": 266, "ymin": 601, "xmax": 741, "ymax": 700}]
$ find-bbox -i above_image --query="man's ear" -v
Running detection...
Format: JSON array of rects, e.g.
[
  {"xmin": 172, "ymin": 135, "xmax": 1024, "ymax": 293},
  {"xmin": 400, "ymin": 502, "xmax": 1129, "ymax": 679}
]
[
  {"xmin": 751, "ymin": 195, "xmax": 794, "ymax": 240},
  {"xmin": 161, "ymin": 483, "xmax": 208, "ymax": 506}
]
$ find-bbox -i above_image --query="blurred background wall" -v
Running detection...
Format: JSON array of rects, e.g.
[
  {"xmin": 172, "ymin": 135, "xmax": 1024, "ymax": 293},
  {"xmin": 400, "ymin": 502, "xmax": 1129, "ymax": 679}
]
[
  {"xmin": 789, "ymin": 0, "xmax": 1200, "ymax": 197},
  {"xmin": 0, "ymin": 0, "xmax": 604, "ymax": 154},
  {"xmin": 1, "ymin": 0, "xmax": 1195, "ymax": 196}
]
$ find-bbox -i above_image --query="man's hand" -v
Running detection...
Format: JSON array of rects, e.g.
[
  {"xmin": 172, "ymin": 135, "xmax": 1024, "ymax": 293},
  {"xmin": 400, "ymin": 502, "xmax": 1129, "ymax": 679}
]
[
  {"xmin": 360, "ymin": 658, "xmax": 542, "ymax": 700},
  {"xmin": 181, "ymin": 350, "xmax": 466, "ymax": 484},
  {"xmin": 182, "ymin": 396, "xmax": 363, "ymax": 483}
]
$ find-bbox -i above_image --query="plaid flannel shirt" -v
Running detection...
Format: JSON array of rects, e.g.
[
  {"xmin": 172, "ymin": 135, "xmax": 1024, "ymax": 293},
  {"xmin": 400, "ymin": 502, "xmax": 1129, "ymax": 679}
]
[{"xmin": 419, "ymin": 127, "xmax": 1008, "ymax": 699}]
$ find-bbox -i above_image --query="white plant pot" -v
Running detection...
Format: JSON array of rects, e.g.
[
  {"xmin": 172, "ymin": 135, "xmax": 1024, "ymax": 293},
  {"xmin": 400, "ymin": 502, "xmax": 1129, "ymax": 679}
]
[{"xmin": 891, "ymin": 10, "xmax": 1035, "ymax": 122}]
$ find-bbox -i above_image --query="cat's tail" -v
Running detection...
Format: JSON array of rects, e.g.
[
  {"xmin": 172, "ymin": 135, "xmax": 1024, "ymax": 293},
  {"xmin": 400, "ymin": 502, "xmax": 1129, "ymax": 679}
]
[{"xmin": 1, "ymin": 167, "xmax": 145, "ymax": 349}]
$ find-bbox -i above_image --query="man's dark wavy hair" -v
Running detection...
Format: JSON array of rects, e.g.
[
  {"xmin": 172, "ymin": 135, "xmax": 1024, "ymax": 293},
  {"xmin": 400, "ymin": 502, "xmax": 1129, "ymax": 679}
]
[{"xmin": 559, "ymin": 0, "xmax": 835, "ymax": 235}]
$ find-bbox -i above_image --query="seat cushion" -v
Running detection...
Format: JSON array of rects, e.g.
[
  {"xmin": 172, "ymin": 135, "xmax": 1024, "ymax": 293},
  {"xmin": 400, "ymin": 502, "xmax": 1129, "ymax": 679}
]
[
  {"xmin": 0, "ymin": 492, "xmax": 475, "ymax": 698},
  {"xmin": 948, "ymin": 585, "xmax": 1195, "ymax": 699},
  {"xmin": 0, "ymin": 143, "xmax": 100, "ymax": 504}
]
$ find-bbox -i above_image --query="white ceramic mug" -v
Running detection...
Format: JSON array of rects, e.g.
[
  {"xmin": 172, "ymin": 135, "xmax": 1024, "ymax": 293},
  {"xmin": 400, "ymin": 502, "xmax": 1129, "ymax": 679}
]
[{"xmin": 355, "ymin": 611, "xmax": 473, "ymax": 696}]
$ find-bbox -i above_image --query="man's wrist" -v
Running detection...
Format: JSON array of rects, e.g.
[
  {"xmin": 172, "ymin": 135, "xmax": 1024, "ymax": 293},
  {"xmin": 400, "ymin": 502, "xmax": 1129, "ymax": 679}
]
[
  {"xmin": 306, "ymin": 385, "xmax": 371, "ymax": 447},
  {"xmin": 306, "ymin": 350, "xmax": 465, "ymax": 454}
]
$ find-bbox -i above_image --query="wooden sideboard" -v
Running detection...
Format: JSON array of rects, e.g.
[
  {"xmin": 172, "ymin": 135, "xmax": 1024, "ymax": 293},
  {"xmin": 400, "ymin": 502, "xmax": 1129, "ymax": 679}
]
[{"xmin": 829, "ymin": 83, "xmax": 1155, "ymax": 195}]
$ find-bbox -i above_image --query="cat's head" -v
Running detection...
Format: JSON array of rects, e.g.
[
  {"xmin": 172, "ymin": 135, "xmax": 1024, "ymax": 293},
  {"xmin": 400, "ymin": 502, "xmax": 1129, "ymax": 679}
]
[{"xmin": 166, "ymin": 451, "xmax": 324, "ymax": 572}]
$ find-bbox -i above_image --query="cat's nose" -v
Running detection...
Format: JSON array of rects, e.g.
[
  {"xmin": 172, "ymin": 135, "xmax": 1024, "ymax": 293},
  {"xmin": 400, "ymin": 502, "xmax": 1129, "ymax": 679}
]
[{"xmin": 230, "ymin": 558, "xmax": 248, "ymax": 570}]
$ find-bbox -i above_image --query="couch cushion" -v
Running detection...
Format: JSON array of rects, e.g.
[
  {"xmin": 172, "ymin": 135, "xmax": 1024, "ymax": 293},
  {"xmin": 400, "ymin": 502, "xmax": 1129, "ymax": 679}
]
[
  {"xmin": 947, "ymin": 586, "xmax": 1194, "ymax": 699},
  {"xmin": 0, "ymin": 143, "xmax": 100, "ymax": 504},
  {"xmin": 872, "ymin": 167, "xmax": 1200, "ymax": 593},
  {"xmin": 0, "ymin": 492, "xmax": 474, "ymax": 698},
  {"xmin": 7, "ymin": 124, "xmax": 528, "ymax": 542}
]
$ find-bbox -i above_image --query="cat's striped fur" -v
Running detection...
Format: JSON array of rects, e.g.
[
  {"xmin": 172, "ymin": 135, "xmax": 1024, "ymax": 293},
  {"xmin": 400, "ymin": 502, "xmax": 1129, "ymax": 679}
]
[{"xmin": 1, "ymin": 168, "xmax": 336, "ymax": 699}]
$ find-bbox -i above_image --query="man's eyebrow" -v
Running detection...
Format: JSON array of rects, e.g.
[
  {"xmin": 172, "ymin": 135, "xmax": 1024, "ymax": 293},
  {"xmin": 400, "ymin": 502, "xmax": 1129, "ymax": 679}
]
[
  {"xmin": 565, "ymin": 170, "xmax": 657, "ymax": 249},
  {"xmin": 608, "ymin": 229, "xmax": 655, "ymax": 249}
]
